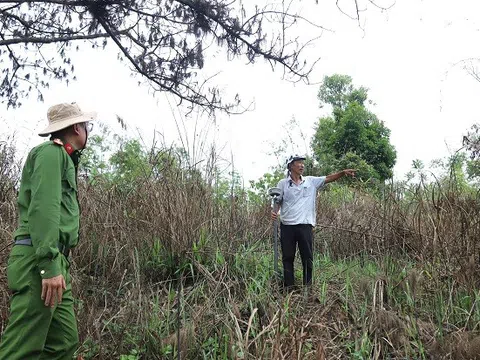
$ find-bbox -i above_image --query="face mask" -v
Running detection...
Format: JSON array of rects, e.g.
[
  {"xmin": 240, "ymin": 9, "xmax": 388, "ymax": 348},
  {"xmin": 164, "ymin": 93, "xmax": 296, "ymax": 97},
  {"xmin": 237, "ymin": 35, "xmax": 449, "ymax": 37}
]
[
  {"xmin": 70, "ymin": 149, "xmax": 82, "ymax": 168},
  {"xmin": 69, "ymin": 123, "xmax": 89, "ymax": 168}
]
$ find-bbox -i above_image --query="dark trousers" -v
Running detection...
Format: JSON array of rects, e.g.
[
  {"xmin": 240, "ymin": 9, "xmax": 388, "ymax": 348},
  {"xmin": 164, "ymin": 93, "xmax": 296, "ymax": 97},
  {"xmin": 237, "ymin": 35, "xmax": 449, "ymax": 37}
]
[{"xmin": 280, "ymin": 223, "xmax": 314, "ymax": 287}]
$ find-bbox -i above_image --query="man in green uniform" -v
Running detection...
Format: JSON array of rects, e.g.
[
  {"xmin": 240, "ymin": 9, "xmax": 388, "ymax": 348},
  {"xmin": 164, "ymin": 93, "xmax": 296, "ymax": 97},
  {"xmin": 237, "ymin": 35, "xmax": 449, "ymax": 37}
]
[{"xmin": 0, "ymin": 102, "xmax": 96, "ymax": 359}]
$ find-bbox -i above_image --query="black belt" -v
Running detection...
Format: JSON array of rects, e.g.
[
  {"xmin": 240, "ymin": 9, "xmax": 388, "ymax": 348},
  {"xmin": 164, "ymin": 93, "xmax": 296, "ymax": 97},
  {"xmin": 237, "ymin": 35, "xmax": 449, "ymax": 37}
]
[{"xmin": 14, "ymin": 238, "xmax": 70, "ymax": 258}]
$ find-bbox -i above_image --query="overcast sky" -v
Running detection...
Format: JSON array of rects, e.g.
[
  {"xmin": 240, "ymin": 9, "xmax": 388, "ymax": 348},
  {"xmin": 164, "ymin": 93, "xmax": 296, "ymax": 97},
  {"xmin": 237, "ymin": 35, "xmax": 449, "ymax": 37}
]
[{"xmin": 2, "ymin": 0, "xmax": 480, "ymax": 183}]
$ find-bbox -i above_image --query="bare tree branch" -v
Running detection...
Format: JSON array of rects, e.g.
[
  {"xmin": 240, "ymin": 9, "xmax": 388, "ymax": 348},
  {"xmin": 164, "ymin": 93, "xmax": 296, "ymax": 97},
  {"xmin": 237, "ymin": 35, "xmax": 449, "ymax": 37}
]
[
  {"xmin": 0, "ymin": 32, "xmax": 125, "ymax": 46},
  {"xmin": 0, "ymin": 0, "xmax": 390, "ymax": 113},
  {"xmin": 367, "ymin": 0, "xmax": 395, "ymax": 11}
]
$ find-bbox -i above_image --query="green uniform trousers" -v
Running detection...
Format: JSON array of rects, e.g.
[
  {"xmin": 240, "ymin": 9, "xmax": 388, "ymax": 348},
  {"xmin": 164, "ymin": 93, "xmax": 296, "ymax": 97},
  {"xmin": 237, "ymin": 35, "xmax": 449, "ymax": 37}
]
[{"xmin": 0, "ymin": 244, "xmax": 79, "ymax": 360}]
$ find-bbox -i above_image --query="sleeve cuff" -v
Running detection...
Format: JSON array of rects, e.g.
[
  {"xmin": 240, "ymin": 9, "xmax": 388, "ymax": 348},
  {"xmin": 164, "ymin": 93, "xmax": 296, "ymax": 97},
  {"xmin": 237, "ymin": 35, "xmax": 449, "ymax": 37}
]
[{"xmin": 37, "ymin": 256, "xmax": 62, "ymax": 279}]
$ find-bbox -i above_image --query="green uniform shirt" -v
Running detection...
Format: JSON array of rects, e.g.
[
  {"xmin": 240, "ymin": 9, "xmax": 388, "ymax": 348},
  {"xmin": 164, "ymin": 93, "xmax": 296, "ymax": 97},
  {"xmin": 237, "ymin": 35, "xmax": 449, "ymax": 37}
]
[{"xmin": 13, "ymin": 140, "xmax": 80, "ymax": 279}]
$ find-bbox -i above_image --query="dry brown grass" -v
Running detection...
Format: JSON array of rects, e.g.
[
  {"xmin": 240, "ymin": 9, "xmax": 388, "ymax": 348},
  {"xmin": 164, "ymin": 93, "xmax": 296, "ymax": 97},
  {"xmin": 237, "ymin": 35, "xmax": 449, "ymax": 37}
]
[
  {"xmin": 430, "ymin": 331, "xmax": 480, "ymax": 359},
  {"xmin": 1, "ymin": 139, "xmax": 480, "ymax": 358},
  {"xmin": 315, "ymin": 181, "xmax": 480, "ymax": 280}
]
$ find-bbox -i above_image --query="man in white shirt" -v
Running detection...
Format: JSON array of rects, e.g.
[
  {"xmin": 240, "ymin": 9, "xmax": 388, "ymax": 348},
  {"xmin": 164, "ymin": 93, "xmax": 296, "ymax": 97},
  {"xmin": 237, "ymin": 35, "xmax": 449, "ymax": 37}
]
[{"xmin": 272, "ymin": 155, "xmax": 355, "ymax": 288}]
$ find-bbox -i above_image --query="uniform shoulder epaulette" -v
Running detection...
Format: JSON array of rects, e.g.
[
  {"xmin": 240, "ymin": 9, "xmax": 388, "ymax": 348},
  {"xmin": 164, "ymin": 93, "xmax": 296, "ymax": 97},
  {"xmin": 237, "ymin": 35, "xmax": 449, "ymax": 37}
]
[{"xmin": 53, "ymin": 138, "xmax": 64, "ymax": 146}]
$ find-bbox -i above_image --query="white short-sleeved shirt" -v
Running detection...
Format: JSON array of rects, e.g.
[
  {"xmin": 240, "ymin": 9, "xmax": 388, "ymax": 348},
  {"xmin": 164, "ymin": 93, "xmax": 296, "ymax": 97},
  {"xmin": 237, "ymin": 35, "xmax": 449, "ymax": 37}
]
[{"xmin": 277, "ymin": 175, "xmax": 326, "ymax": 226}]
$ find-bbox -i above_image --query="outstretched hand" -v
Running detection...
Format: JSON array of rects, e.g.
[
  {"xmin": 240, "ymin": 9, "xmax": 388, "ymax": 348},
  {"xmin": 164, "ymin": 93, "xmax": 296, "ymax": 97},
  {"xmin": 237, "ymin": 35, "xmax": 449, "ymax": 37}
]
[{"xmin": 343, "ymin": 169, "xmax": 356, "ymax": 177}]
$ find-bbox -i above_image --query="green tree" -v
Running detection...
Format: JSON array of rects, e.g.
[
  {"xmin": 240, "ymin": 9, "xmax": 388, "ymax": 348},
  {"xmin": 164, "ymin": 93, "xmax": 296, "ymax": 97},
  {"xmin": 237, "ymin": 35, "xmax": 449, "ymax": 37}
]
[
  {"xmin": 312, "ymin": 74, "xmax": 396, "ymax": 181},
  {"xmin": 80, "ymin": 134, "xmax": 113, "ymax": 180},
  {"xmin": 463, "ymin": 123, "xmax": 480, "ymax": 181},
  {"xmin": 79, "ymin": 125, "xmax": 189, "ymax": 189},
  {"xmin": 318, "ymin": 74, "xmax": 369, "ymax": 112},
  {"xmin": 109, "ymin": 139, "xmax": 152, "ymax": 185},
  {"xmin": 247, "ymin": 169, "xmax": 284, "ymax": 204}
]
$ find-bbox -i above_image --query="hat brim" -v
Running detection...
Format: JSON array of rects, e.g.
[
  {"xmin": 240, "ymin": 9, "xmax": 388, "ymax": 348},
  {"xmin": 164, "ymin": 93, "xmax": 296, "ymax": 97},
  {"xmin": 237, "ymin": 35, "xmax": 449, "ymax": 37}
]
[
  {"xmin": 38, "ymin": 111, "xmax": 97, "ymax": 137},
  {"xmin": 288, "ymin": 157, "xmax": 306, "ymax": 163}
]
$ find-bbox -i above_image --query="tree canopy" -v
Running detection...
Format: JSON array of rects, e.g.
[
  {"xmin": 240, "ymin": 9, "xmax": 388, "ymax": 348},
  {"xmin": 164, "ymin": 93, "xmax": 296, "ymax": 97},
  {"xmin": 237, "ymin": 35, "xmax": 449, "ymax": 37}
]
[{"xmin": 312, "ymin": 74, "xmax": 396, "ymax": 182}]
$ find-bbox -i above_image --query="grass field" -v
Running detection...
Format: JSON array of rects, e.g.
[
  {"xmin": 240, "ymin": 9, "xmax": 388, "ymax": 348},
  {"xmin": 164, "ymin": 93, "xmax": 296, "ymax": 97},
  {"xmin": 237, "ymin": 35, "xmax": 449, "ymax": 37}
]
[{"xmin": 1, "ymin": 139, "xmax": 480, "ymax": 359}]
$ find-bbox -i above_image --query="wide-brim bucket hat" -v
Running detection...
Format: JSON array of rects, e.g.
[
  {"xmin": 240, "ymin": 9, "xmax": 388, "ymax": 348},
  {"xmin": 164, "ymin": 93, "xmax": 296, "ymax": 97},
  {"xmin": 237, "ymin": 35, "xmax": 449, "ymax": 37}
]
[{"xmin": 38, "ymin": 102, "xmax": 96, "ymax": 137}]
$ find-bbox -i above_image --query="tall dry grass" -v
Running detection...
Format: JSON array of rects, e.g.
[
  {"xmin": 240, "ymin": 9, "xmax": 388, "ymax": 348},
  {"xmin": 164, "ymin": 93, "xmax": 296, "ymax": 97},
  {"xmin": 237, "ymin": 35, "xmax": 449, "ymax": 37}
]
[
  {"xmin": 315, "ymin": 179, "xmax": 480, "ymax": 287},
  {"xmin": 1, "ymin": 137, "xmax": 480, "ymax": 358},
  {"xmin": 0, "ymin": 138, "xmax": 20, "ymax": 326}
]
